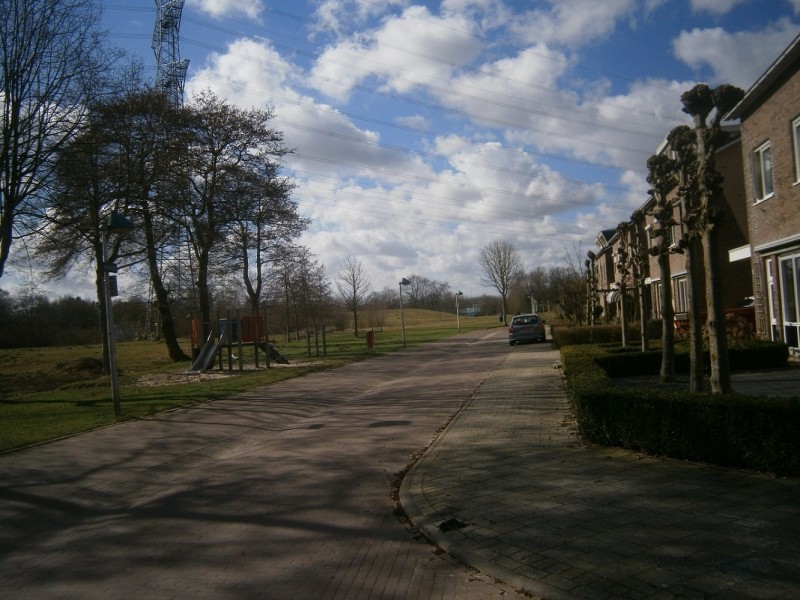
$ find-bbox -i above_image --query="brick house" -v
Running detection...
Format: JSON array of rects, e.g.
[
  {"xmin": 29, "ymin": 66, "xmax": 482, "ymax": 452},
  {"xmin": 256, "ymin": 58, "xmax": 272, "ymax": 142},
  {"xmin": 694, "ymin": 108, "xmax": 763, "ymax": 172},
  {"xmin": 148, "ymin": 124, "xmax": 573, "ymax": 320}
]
[
  {"xmin": 591, "ymin": 127, "xmax": 751, "ymax": 327},
  {"xmin": 592, "ymin": 228, "xmax": 618, "ymax": 321},
  {"xmin": 591, "ymin": 222, "xmax": 651, "ymax": 326},
  {"xmin": 645, "ymin": 128, "xmax": 751, "ymax": 324},
  {"xmin": 727, "ymin": 32, "xmax": 800, "ymax": 349}
]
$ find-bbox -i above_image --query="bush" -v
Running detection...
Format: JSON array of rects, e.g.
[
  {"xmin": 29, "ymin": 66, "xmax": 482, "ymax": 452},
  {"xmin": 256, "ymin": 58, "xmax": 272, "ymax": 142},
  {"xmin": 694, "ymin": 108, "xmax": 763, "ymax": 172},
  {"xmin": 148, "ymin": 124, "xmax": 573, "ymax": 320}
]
[
  {"xmin": 562, "ymin": 342, "xmax": 800, "ymax": 475},
  {"xmin": 551, "ymin": 320, "xmax": 662, "ymax": 349},
  {"xmin": 593, "ymin": 340, "xmax": 789, "ymax": 377}
]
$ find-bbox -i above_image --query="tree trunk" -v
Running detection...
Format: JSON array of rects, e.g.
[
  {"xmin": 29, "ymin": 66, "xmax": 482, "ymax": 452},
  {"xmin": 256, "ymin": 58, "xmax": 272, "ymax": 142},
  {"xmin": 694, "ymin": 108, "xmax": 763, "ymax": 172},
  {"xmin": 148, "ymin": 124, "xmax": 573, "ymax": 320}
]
[
  {"xmin": 197, "ymin": 249, "xmax": 212, "ymax": 340},
  {"xmin": 685, "ymin": 237, "xmax": 705, "ymax": 392},
  {"xmin": 142, "ymin": 209, "xmax": 190, "ymax": 362},
  {"xmin": 620, "ymin": 281, "xmax": 629, "ymax": 347},
  {"xmin": 95, "ymin": 249, "xmax": 111, "ymax": 375},
  {"xmin": 702, "ymin": 227, "xmax": 731, "ymax": 394},
  {"xmin": 639, "ymin": 279, "xmax": 649, "ymax": 352},
  {"xmin": 657, "ymin": 253, "xmax": 676, "ymax": 382}
]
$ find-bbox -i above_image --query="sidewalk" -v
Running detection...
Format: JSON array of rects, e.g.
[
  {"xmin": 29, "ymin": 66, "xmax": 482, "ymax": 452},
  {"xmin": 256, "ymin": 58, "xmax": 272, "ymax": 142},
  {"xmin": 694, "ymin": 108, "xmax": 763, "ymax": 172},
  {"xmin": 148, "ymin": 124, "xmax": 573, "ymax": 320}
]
[{"xmin": 401, "ymin": 344, "xmax": 800, "ymax": 599}]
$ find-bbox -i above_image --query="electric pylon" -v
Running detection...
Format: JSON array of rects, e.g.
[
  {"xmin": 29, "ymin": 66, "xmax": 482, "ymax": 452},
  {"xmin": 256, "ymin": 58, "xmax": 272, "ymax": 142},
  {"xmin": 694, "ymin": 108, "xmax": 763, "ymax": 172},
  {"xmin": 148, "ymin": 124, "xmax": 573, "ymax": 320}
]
[{"xmin": 152, "ymin": 0, "xmax": 189, "ymax": 107}]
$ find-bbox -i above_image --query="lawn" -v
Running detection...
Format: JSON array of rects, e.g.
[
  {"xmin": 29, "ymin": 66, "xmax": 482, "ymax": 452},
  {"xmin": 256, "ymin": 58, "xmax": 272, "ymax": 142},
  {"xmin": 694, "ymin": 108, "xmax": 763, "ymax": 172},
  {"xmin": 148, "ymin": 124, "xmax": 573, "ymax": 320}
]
[{"xmin": 0, "ymin": 310, "xmax": 502, "ymax": 452}]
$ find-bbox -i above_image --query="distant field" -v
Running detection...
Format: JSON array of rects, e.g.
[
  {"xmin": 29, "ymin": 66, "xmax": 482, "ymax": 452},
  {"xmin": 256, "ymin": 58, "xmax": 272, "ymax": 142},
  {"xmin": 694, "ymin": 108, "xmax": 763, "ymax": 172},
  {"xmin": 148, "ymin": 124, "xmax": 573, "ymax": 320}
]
[{"xmin": 0, "ymin": 310, "xmax": 502, "ymax": 452}]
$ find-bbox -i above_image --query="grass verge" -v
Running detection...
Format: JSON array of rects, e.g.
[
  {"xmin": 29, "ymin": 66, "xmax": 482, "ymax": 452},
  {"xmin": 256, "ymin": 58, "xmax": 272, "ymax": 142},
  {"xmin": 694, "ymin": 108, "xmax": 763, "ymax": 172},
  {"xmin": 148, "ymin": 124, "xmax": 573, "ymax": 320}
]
[{"xmin": 0, "ymin": 311, "xmax": 501, "ymax": 452}]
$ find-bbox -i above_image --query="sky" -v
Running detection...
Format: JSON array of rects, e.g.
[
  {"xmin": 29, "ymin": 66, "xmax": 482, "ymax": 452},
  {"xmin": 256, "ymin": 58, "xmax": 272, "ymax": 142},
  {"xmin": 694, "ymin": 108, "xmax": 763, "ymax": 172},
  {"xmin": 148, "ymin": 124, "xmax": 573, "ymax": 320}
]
[{"xmin": 4, "ymin": 0, "xmax": 800, "ymax": 302}]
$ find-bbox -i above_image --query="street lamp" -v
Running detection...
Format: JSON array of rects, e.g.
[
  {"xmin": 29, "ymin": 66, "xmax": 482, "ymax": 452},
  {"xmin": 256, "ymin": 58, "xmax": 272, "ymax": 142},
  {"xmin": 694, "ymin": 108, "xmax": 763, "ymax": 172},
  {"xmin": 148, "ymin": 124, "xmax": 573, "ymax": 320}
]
[
  {"xmin": 399, "ymin": 277, "xmax": 411, "ymax": 347},
  {"xmin": 102, "ymin": 210, "xmax": 135, "ymax": 417},
  {"xmin": 455, "ymin": 290, "xmax": 464, "ymax": 332}
]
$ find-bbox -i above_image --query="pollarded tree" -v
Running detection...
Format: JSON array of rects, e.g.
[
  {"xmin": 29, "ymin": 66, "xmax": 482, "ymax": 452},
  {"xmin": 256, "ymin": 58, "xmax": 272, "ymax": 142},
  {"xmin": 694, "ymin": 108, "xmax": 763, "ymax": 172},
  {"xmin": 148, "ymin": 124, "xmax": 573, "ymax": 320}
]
[
  {"xmin": 0, "ymin": 0, "xmax": 109, "ymax": 278},
  {"xmin": 629, "ymin": 210, "xmax": 650, "ymax": 352},
  {"xmin": 647, "ymin": 152, "xmax": 678, "ymax": 383},
  {"xmin": 667, "ymin": 124, "xmax": 705, "ymax": 392},
  {"xmin": 479, "ymin": 239, "xmax": 523, "ymax": 325},
  {"xmin": 335, "ymin": 255, "xmax": 373, "ymax": 337},
  {"xmin": 680, "ymin": 83, "xmax": 745, "ymax": 395}
]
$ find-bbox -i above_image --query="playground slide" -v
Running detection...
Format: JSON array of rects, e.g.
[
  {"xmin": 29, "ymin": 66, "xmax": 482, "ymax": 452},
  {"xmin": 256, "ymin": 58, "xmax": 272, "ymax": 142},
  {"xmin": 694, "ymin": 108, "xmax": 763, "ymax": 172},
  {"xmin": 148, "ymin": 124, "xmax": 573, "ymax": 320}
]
[
  {"xmin": 257, "ymin": 342, "xmax": 290, "ymax": 364},
  {"xmin": 187, "ymin": 331, "xmax": 225, "ymax": 374}
]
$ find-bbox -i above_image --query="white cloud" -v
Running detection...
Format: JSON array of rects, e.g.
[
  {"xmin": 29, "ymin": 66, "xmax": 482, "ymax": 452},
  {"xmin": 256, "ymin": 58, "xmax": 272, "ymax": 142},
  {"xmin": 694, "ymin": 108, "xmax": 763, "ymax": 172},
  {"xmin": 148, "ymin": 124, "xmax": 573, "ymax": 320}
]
[
  {"xmin": 673, "ymin": 19, "xmax": 800, "ymax": 88},
  {"xmin": 308, "ymin": 5, "xmax": 483, "ymax": 101},
  {"xmin": 187, "ymin": 0, "xmax": 263, "ymax": 19},
  {"xmin": 508, "ymin": 0, "xmax": 636, "ymax": 48},
  {"xmin": 186, "ymin": 38, "xmax": 300, "ymax": 108},
  {"xmin": 395, "ymin": 114, "xmax": 430, "ymax": 130},
  {"xmin": 690, "ymin": 0, "xmax": 750, "ymax": 15},
  {"xmin": 312, "ymin": 0, "xmax": 410, "ymax": 33}
]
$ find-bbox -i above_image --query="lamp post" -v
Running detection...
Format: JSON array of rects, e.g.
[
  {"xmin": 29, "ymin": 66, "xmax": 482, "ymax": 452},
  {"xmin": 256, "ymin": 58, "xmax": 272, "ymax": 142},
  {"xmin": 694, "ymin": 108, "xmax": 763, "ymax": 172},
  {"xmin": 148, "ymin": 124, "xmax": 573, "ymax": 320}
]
[
  {"xmin": 399, "ymin": 277, "xmax": 411, "ymax": 347},
  {"xmin": 455, "ymin": 290, "xmax": 463, "ymax": 332},
  {"xmin": 102, "ymin": 211, "xmax": 135, "ymax": 417}
]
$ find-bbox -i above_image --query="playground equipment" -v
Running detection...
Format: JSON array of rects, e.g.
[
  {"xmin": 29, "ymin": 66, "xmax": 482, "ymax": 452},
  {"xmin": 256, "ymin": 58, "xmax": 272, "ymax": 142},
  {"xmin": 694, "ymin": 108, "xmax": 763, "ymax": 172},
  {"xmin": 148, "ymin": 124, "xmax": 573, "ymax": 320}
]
[{"xmin": 187, "ymin": 314, "xmax": 289, "ymax": 374}]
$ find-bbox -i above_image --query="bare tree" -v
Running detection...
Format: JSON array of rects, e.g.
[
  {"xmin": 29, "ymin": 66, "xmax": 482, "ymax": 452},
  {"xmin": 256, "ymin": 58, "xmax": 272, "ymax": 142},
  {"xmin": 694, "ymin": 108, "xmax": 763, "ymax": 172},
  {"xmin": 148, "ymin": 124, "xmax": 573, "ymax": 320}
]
[
  {"xmin": 555, "ymin": 244, "xmax": 588, "ymax": 325},
  {"xmin": 335, "ymin": 255, "xmax": 373, "ymax": 337},
  {"xmin": 479, "ymin": 239, "xmax": 523, "ymax": 325},
  {"xmin": 225, "ymin": 168, "xmax": 306, "ymax": 315},
  {"xmin": 180, "ymin": 91, "xmax": 290, "ymax": 339},
  {"xmin": 0, "ymin": 0, "xmax": 108, "ymax": 278},
  {"xmin": 680, "ymin": 83, "xmax": 745, "ymax": 394},
  {"xmin": 520, "ymin": 266, "xmax": 549, "ymax": 314},
  {"xmin": 647, "ymin": 152, "xmax": 677, "ymax": 383},
  {"xmin": 667, "ymin": 125, "xmax": 705, "ymax": 392},
  {"xmin": 629, "ymin": 210, "xmax": 650, "ymax": 351},
  {"xmin": 36, "ymin": 82, "xmax": 192, "ymax": 364}
]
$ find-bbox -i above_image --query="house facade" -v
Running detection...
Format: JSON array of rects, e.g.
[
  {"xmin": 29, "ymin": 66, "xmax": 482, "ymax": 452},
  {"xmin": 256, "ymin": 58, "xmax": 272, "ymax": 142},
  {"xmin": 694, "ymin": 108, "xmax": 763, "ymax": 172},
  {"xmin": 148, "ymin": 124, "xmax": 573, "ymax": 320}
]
[
  {"xmin": 591, "ymin": 128, "xmax": 751, "ymax": 328},
  {"xmin": 728, "ymin": 33, "xmax": 800, "ymax": 349},
  {"xmin": 647, "ymin": 131, "xmax": 751, "ymax": 324}
]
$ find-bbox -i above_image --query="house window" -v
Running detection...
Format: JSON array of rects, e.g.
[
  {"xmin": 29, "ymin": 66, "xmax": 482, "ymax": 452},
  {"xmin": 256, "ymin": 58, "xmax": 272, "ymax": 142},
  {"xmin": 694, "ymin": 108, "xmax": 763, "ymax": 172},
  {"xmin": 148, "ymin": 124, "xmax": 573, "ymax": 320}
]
[
  {"xmin": 793, "ymin": 117, "xmax": 800, "ymax": 183},
  {"xmin": 673, "ymin": 276, "xmax": 689, "ymax": 313},
  {"xmin": 752, "ymin": 141, "xmax": 774, "ymax": 202},
  {"xmin": 651, "ymin": 281, "xmax": 662, "ymax": 319},
  {"xmin": 780, "ymin": 254, "xmax": 800, "ymax": 348}
]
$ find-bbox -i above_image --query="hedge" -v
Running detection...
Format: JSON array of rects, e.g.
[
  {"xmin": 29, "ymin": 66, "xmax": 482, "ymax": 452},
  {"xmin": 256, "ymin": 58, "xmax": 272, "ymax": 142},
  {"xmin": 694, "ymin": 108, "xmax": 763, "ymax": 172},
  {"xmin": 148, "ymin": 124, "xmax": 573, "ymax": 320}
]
[{"xmin": 562, "ymin": 343, "xmax": 800, "ymax": 476}]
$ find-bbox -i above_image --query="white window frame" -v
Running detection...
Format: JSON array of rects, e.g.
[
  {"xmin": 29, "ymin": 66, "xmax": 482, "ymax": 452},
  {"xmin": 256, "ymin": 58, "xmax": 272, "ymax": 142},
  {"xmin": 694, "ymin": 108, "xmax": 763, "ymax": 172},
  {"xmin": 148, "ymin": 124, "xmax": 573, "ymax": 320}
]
[
  {"xmin": 752, "ymin": 141, "xmax": 774, "ymax": 202},
  {"xmin": 793, "ymin": 116, "xmax": 800, "ymax": 184},
  {"xmin": 779, "ymin": 253, "xmax": 800, "ymax": 348},
  {"xmin": 673, "ymin": 276, "xmax": 689, "ymax": 313}
]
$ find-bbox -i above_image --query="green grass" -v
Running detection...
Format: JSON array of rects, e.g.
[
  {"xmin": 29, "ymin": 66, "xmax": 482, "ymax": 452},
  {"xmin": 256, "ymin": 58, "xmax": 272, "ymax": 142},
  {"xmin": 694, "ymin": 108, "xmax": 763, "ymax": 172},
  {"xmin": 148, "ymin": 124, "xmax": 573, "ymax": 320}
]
[{"xmin": 0, "ymin": 310, "xmax": 502, "ymax": 452}]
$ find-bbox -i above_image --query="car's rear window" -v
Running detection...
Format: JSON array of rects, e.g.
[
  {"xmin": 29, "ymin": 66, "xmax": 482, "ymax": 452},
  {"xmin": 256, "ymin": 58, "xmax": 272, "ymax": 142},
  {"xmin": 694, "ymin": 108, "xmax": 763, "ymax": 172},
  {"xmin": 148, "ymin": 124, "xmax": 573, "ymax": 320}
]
[{"xmin": 513, "ymin": 316, "xmax": 539, "ymax": 325}]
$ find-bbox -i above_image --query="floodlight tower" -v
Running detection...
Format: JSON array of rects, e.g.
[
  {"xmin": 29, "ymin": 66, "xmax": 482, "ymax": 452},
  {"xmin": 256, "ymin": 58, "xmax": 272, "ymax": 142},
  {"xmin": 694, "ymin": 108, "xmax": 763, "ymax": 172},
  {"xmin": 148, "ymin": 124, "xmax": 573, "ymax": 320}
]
[{"xmin": 152, "ymin": 0, "xmax": 189, "ymax": 107}]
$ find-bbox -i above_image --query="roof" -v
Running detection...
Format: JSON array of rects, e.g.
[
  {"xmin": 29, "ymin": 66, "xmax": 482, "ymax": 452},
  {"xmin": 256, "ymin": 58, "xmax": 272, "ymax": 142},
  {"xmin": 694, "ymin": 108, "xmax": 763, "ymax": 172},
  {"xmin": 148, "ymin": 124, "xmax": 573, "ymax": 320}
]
[
  {"xmin": 595, "ymin": 228, "xmax": 617, "ymax": 247},
  {"xmin": 727, "ymin": 32, "xmax": 800, "ymax": 120}
]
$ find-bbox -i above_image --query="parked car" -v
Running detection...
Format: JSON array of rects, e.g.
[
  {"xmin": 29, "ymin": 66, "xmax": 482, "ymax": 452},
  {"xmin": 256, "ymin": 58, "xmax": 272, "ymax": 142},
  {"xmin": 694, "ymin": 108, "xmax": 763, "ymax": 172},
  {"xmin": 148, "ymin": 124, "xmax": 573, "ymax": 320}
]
[{"xmin": 508, "ymin": 313, "xmax": 546, "ymax": 345}]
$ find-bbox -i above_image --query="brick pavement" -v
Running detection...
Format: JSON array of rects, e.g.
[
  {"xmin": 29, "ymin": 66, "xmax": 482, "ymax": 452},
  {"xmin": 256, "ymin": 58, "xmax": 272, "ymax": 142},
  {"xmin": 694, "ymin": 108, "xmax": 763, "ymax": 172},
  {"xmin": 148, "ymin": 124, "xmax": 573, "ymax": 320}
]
[
  {"xmin": 402, "ymin": 343, "xmax": 800, "ymax": 599},
  {"xmin": 3, "ymin": 333, "xmax": 800, "ymax": 599}
]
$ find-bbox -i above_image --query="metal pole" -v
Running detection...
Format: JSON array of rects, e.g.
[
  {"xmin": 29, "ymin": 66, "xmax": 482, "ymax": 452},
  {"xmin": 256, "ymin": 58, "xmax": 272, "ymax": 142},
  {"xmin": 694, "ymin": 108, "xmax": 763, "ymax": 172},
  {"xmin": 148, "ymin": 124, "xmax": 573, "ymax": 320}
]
[
  {"xmin": 400, "ymin": 282, "xmax": 406, "ymax": 347},
  {"xmin": 103, "ymin": 231, "xmax": 122, "ymax": 417}
]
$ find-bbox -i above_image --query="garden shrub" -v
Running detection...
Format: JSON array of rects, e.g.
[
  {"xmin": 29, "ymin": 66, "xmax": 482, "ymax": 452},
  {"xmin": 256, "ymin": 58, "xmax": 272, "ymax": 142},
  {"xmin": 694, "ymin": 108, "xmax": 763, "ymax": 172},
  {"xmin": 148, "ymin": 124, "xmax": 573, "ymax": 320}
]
[{"xmin": 562, "ymin": 342, "xmax": 800, "ymax": 475}]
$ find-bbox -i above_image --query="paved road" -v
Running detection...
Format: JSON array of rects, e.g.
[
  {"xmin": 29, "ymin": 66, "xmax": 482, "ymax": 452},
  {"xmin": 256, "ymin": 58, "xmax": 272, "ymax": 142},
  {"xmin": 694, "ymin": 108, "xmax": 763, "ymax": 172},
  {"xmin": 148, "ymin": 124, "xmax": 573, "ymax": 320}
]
[
  {"xmin": 0, "ymin": 329, "xmax": 528, "ymax": 599},
  {"xmin": 4, "ymin": 331, "xmax": 800, "ymax": 600}
]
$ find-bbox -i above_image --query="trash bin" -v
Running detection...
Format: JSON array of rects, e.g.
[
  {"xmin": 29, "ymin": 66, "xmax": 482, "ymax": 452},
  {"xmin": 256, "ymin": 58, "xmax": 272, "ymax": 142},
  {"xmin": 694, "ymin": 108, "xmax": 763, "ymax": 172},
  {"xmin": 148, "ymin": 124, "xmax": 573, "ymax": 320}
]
[{"xmin": 366, "ymin": 330, "xmax": 375, "ymax": 350}]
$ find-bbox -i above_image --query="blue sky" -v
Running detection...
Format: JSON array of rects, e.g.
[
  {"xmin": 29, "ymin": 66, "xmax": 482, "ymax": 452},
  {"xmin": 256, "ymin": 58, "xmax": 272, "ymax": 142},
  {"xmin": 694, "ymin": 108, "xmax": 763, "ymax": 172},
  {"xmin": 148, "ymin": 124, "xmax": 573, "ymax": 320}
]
[{"xmin": 6, "ymin": 0, "xmax": 800, "ymax": 300}]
